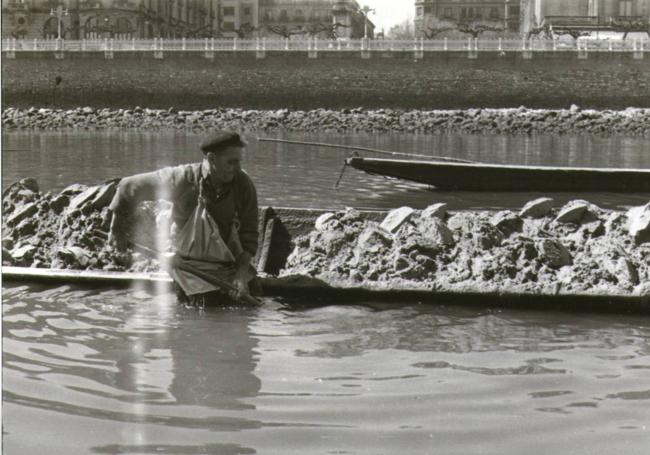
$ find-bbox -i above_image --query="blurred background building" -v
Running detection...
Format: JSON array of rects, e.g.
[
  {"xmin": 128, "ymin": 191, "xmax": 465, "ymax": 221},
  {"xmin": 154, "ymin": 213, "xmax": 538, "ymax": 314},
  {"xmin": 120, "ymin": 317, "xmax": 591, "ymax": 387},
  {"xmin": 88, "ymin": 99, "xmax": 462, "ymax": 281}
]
[
  {"xmin": 413, "ymin": 0, "xmax": 649, "ymax": 38},
  {"xmin": 522, "ymin": 0, "xmax": 650, "ymax": 36},
  {"xmin": 1, "ymin": 0, "xmax": 374, "ymax": 39},
  {"xmin": 415, "ymin": 0, "xmax": 522, "ymax": 36},
  {"xmin": 1, "ymin": 0, "xmax": 220, "ymax": 39}
]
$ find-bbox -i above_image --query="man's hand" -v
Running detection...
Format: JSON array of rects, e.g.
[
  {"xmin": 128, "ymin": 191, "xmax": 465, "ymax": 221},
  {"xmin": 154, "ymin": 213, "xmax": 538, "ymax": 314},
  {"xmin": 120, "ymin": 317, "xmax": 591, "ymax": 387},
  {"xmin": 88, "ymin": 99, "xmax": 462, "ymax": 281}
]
[
  {"xmin": 228, "ymin": 275, "xmax": 249, "ymax": 300},
  {"xmin": 228, "ymin": 251, "xmax": 252, "ymax": 301}
]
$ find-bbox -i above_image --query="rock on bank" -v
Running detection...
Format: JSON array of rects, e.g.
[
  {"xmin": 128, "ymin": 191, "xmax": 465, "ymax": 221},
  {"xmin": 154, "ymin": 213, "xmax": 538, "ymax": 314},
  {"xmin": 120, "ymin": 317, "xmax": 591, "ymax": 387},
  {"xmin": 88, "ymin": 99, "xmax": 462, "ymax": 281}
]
[{"xmin": 3, "ymin": 106, "xmax": 650, "ymax": 136}]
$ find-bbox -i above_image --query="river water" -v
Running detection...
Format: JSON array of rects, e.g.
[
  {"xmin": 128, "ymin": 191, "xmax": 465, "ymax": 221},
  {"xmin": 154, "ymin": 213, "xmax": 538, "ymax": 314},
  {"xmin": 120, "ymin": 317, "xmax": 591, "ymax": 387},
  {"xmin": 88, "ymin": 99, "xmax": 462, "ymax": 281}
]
[
  {"xmin": 2, "ymin": 130, "xmax": 650, "ymax": 454},
  {"xmin": 2, "ymin": 131, "xmax": 650, "ymax": 209}
]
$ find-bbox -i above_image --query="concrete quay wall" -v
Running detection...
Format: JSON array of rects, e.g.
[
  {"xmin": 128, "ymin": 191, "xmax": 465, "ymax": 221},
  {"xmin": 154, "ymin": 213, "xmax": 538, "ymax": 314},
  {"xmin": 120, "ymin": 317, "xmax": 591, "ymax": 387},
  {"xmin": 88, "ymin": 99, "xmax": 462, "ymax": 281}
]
[{"xmin": 2, "ymin": 50, "xmax": 650, "ymax": 110}]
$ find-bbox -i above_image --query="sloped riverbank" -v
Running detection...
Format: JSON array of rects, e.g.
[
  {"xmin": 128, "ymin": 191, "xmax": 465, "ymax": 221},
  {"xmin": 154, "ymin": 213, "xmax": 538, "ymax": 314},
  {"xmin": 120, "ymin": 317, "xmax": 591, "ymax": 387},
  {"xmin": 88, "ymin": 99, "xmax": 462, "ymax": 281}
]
[{"xmin": 3, "ymin": 106, "xmax": 650, "ymax": 136}]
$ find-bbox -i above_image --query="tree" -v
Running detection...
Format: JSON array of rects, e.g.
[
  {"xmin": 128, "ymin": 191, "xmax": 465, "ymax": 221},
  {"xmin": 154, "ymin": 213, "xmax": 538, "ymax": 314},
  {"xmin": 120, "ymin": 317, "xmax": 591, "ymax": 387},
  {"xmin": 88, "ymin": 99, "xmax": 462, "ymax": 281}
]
[
  {"xmin": 387, "ymin": 18, "xmax": 415, "ymax": 39},
  {"xmin": 322, "ymin": 22, "xmax": 351, "ymax": 39},
  {"xmin": 186, "ymin": 24, "xmax": 221, "ymax": 38},
  {"xmin": 552, "ymin": 29, "xmax": 590, "ymax": 41},
  {"xmin": 233, "ymin": 22, "xmax": 257, "ymax": 39},
  {"xmin": 264, "ymin": 24, "xmax": 304, "ymax": 39},
  {"xmin": 457, "ymin": 20, "xmax": 504, "ymax": 39},
  {"xmin": 611, "ymin": 17, "xmax": 650, "ymax": 39},
  {"xmin": 526, "ymin": 23, "xmax": 553, "ymax": 40}
]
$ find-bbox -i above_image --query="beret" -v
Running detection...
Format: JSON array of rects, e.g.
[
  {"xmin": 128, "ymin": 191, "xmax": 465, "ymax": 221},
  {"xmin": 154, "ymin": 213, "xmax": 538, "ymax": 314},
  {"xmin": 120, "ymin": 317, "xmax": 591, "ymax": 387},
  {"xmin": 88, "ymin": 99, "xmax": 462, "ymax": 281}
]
[{"xmin": 200, "ymin": 131, "xmax": 246, "ymax": 154}]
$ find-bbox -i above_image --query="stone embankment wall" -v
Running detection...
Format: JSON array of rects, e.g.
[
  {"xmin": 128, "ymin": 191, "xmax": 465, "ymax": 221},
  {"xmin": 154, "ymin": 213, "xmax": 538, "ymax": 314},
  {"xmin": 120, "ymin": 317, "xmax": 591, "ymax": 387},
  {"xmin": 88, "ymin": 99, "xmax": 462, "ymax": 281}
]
[
  {"xmin": 3, "ymin": 178, "xmax": 649, "ymax": 299},
  {"xmin": 2, "ymin": 51, "xmax": 650, "ymax": 110}
]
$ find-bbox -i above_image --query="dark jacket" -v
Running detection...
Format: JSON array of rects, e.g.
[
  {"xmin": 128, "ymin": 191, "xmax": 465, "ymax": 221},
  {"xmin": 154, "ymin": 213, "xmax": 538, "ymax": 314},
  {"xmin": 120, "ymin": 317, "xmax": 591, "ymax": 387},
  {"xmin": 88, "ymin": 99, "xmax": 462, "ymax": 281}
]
[{"xmin": 109, "ymin": 163, "xmax": 258, "ymax": 256}]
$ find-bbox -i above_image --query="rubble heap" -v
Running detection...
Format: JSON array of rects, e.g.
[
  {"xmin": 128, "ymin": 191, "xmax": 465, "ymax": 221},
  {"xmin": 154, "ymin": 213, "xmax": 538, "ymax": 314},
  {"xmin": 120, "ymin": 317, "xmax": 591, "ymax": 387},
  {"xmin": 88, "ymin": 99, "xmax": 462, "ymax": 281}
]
[
  {"xmin": 1, "ymin": 178, "xmax": 158, "ymax": 272},
  {"xmin": 283, "ymin": 199, "xmax": 650, "ymax": 297},
  {"xmin": 3, "ymin": 177, "xmax": 649, "ymax": 297}
]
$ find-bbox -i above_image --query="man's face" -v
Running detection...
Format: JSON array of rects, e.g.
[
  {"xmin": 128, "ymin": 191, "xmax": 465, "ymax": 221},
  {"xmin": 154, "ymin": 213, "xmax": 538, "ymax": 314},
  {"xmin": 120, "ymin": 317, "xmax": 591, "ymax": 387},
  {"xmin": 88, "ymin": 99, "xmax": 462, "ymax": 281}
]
[{"xmin": 206, "ymin": 146, "xmax": 243, "ymax": 184}]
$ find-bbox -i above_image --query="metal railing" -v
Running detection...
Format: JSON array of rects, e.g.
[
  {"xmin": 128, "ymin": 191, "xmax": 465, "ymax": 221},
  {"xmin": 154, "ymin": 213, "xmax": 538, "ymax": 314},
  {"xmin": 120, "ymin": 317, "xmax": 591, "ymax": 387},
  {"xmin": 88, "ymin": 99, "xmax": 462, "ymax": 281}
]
[{"xmin": 2, "ymin": 37, "xmax": 649, "ymax": 53}]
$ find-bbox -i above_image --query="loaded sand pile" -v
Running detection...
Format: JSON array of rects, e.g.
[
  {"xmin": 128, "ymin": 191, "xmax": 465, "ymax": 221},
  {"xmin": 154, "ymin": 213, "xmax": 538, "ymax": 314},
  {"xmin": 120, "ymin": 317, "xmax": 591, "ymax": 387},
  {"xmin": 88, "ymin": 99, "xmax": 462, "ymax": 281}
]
[
  {"xmin": 282, "ymin": 200, "xmax": 650, "ymax": 297},
  {"xmin": 1, "ymin": 178, "xmax": 162, "ymax": 272},
  {"xmin": 3, "ymin": 177, "xmax": 650, "ymax": 298}
]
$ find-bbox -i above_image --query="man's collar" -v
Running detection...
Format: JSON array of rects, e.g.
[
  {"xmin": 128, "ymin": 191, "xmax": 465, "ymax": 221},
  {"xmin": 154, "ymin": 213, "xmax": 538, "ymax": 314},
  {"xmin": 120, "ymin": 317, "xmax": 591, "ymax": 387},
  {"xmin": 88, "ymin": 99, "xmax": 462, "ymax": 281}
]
[{"xmin": 200, "ymin": 159, "xmax": 210, "ymax": 180}]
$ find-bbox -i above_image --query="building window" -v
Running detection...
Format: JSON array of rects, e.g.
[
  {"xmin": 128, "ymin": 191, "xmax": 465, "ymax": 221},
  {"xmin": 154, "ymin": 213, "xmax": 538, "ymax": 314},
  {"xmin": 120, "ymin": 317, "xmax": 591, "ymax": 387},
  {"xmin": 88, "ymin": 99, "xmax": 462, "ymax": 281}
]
[
  {"xmin": 417, "ymin": 6, "xmax": 423, "ymax": 16},
  {"xmin": 223, "ymin": 6, "xmax": 235, "ymax": 16},
  {"xmin": 619, "ymin": 0, "xmax": 633, "ymax": 16},
  {"xmin": 424, "ymin": 6, "xmax": 432, "ymax": 14},
  {"xmin": 489, "ymin": 7, "xmax": 498, "ymax": 19},
  {"xmin": 243, "ymin": 7, "xmax": 251, "ymax": 16},
  {"xmin": 295, "ymin": 9, "xmax": 304, "ymax": 20},
  {"xmin": 443, "ymin": 7, "xmax": 452, "ymax": 18},
  {"xmin": 222, "ymin": 21, "xmax": 234, "ymax": 30},
  {"xmin": 510, "ymin": 6, "xmax": 520, "ymax": 16},
  {"xmin": 264, "ymin": 9, "xmax": 274, "ymax": 21},
  {"xmin": 279, "ymin": 9, "xmax": 288, "ymax": 21}
]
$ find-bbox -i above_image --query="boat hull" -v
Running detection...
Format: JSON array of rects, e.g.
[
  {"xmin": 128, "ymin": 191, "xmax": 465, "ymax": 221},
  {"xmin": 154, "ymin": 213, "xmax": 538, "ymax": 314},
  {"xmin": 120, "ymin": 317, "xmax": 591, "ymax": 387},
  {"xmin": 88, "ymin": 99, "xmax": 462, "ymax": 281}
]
[
  {"xmin": 3, "ymin": 266, "xmax": 649, "ymax": 313},
  {"xmin": 347, "ymin": 157, "xmax": 650, "ymax": 192},
  {"xmin": 3, "ymin": 207, "xmax": 650, "ymax": 313}
]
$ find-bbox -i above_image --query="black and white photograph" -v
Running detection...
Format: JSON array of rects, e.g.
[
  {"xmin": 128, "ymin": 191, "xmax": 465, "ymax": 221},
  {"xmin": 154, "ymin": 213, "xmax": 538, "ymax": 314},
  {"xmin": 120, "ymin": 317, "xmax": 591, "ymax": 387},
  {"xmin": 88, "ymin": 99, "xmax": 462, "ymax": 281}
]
[{"xmin": 2, "ymin": 0, "xmax": 650, "ymax": 453}]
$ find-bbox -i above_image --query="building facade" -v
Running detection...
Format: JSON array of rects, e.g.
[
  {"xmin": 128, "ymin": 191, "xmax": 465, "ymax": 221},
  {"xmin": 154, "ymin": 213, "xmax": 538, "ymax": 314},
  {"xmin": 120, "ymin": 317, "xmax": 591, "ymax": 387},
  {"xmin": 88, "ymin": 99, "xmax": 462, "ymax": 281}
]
[
  {"xmin": 255, "ymin": 0, "xmax": 374, "ymax": 39},
  {"xmin": 415, "ymin": 0, "xmax": 522, "ymax": 36},
  {"xmin": 415, "ymin": 0, "xmax": 650, "ymax": 37},
  {"xmin": 521, "ymin": 0, "xmax": 650, "ymax": 34},
  {"xmin": 2, "ymin": 0, "xmax": 372, "ymax": 39},
  {"xmin": 1, "ymin": 0, "xmax": 220, "ymax": 39}
]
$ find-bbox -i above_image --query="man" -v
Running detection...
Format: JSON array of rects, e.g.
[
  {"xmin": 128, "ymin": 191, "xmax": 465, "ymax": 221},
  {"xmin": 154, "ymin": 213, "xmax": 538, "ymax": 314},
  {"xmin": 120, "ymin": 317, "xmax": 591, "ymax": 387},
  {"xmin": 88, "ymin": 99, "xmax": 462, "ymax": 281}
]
[{"xmin": 107, "ymin": 131, "xmax": 258, "ymax": 305}]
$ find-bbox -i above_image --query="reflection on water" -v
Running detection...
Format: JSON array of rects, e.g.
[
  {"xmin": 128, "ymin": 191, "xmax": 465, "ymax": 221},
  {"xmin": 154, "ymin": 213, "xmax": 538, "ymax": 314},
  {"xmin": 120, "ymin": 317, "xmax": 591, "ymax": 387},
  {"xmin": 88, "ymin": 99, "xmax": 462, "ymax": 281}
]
[
  {"xmin": 3, "ymin": 284, "xmax": 650, "ymax": 454},
  {"xmin": 2, "ymin": 131, "xmax": 649, "ymax": 210}
]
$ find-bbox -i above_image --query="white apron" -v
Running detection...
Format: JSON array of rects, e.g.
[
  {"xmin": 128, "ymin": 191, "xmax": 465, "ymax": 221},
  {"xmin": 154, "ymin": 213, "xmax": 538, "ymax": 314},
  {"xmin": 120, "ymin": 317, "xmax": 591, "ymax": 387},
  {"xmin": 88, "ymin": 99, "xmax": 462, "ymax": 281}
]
[{"xmin": 168, "ymin": 189, "xmax": 244, "ymax": 297}]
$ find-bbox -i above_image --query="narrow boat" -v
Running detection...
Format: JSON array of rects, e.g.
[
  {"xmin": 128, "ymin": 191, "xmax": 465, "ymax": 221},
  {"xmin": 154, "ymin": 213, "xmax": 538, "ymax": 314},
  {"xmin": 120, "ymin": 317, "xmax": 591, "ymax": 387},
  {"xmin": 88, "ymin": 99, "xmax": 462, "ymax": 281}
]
[
  {"xmin": 3, "ymin": 207, "xmax": 649, "ymax": 313},
  {"xmin": 346, "ymin": 157, "xmax": 650, "ymax": 192},
  {"xmin": 3, "ymin": 265, "xmax": 649, "ymax": 313}
]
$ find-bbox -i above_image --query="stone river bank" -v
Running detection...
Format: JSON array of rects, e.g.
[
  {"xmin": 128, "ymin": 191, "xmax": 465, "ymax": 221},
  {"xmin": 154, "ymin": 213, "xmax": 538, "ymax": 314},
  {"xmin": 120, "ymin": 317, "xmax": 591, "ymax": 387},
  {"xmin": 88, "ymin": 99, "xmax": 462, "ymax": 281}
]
[
  {"xmin": 3, "ymin": 106, "xmax": 650, "ymax": 136},
  {"xmin": 3, "ymin": 178, "xmax": 650, "ymax": 298}
]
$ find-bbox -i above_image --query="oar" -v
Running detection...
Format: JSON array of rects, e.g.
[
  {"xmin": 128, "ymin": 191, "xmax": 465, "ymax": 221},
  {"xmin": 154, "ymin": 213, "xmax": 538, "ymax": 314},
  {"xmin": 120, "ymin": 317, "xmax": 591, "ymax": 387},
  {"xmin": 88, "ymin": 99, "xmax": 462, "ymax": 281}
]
[
  {"xmin": 120, "ymin": 236, "xmax": 262, "ymax": 307},
  {"xmin": 257, "ymin": 137, "xmax": 476, "ymax": 164}
]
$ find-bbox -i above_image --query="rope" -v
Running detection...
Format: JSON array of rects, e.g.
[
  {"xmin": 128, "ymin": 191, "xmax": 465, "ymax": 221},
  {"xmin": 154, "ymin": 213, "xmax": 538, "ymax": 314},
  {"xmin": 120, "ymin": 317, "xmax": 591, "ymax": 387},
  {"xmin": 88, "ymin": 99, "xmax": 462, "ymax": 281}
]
[{"xmin": 257, "ymin": 137, "xmax": 475, "ymax": 163}]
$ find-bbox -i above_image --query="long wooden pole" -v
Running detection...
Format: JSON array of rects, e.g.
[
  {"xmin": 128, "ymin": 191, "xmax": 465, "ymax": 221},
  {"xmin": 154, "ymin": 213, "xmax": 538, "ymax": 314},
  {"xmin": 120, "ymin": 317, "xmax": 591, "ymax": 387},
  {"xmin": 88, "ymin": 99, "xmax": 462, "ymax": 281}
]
[{"xmin": 257, "ymin": 137, "xmax": 475, "ymax": 164}]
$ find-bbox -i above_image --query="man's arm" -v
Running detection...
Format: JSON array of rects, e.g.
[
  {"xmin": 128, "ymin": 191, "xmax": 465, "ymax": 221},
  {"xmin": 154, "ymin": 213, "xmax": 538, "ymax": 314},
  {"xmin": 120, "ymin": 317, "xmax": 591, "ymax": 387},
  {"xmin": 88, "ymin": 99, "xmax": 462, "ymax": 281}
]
[
  {"xmin": 232, "ymin": 172, "xmax": 259, "ymax": 293},
  {"xmin": 236, "ymin": 172, "xmax": 259, "ymax": 259},
  {"xmin": 107, "ymin": 166, "xmax": 192, "ymax": 250}
]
